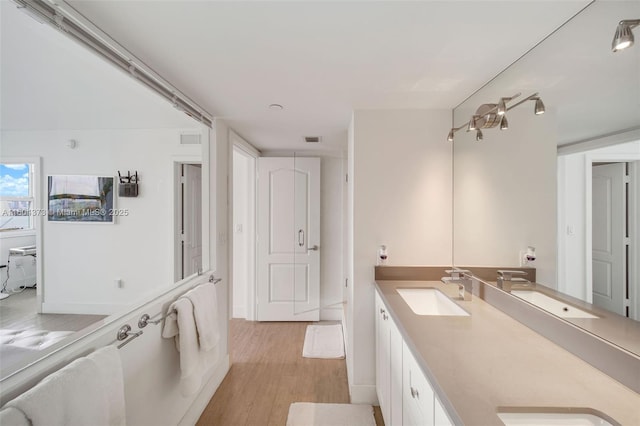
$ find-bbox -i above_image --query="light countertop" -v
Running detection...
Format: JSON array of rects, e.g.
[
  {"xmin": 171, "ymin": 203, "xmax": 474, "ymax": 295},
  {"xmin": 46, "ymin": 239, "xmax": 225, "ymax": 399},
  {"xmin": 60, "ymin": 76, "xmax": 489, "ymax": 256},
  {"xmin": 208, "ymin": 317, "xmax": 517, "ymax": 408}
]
[{"xmin": 375, "ymin": 280, "xmax": 640, "ymax": 426}]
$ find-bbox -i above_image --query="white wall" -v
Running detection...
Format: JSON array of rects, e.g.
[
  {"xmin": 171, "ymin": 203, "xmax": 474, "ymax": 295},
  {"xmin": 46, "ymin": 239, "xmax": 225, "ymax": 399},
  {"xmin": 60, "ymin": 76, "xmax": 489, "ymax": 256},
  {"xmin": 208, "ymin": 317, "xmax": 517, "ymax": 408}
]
[
  {"xmin": 347, "ymin": 109, "xmax": 452, "ymax": 402},
  {"xmin": 453, "ymin": 107, "xmax": 557, "ymax": 286},
  {"xmin": 558, "ymin": 139, "xmax": 640, "ymax": 301},
  {"xmin": 1, "ymin": 128, "xmax": 201, "ymax": 314},
  {"xmin": 232, "ymin": 149, "xmax": 249, "ymax": 318}
]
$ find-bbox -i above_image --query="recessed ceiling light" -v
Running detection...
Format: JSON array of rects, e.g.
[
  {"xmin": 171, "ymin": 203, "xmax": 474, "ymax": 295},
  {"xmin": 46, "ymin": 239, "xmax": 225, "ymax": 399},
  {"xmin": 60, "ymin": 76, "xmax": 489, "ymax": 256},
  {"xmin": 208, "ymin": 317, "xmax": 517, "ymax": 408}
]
[{"xmin": 269, "ymin": 104, "xmax": 284, "ymax": 110}]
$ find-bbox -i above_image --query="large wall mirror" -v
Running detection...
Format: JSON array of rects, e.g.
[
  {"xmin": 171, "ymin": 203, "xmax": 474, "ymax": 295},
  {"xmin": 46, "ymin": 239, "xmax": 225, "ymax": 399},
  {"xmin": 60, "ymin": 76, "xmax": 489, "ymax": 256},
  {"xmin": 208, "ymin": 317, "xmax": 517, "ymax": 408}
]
[
  {"xmin": 453, "ymin": 0, "xmax": 640, "ymax": 355},
  {"xmin": 0, "ymin": 2, "xmax": 210, "ymax": 378}
]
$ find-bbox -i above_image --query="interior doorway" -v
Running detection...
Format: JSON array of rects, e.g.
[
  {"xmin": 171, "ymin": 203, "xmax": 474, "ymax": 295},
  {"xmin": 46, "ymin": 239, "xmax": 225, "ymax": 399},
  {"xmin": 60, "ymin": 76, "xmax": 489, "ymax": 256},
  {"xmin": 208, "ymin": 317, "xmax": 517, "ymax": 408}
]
[
  {"xmin": 175, "ymin": 162, "xmax": 203, "ymax": 281},
  {"xmin": 232, "ymin": 146, "xmax": 257, "ymax": 320},
  {"xmin": 592, "ymin": 162, "xmax": 627, "ymax": 316}
]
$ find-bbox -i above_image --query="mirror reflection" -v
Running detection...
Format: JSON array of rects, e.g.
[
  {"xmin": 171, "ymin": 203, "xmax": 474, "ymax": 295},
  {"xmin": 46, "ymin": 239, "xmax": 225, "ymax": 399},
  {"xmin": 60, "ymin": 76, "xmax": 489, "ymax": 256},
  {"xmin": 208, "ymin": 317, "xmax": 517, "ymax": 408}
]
[
  {"xmin": 0, "ymin": 2, "xmax": 208, "ymax": 377},
  {"xmin": 453, "ymin": 1, "xmax": 640, "ymax": 354}
]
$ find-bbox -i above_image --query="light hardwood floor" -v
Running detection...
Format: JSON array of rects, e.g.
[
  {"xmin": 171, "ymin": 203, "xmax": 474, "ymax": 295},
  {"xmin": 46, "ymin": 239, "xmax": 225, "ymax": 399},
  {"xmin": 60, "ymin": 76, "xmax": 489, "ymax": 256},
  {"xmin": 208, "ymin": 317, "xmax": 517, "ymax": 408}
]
[
  {"xmin": 0, "ymin": 288, "xmax": 105, "ymax": 331},
  {"xmin": 197, "ymin": 319, "xmax": 383, "ymax": 426}
]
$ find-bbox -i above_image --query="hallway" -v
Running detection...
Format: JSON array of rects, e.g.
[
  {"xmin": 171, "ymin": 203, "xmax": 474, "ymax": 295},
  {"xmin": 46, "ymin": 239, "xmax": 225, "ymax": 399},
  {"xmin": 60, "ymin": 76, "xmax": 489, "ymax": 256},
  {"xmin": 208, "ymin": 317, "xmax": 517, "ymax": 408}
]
[{"xmin": 197, "ymin": 320, "xmax": 382, "ymax": 425}]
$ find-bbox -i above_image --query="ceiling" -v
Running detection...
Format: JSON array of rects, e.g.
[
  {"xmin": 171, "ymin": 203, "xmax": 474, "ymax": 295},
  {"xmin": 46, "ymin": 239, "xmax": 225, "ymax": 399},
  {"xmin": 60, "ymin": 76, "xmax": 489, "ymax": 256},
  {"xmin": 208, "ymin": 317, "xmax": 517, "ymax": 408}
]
[{"xmin": 4, "ymin": 1, "xmax": 594, "ymax": 152}]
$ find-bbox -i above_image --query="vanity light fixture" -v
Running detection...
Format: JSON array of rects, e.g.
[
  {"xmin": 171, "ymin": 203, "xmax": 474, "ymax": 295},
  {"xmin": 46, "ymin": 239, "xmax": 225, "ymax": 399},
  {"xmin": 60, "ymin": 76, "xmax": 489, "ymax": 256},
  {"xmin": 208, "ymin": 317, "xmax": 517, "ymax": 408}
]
[
  {"xmin": 446, "ymin": 92, "xmax": 546, "ymax": 142},
  {"xmin": 612, "ymin": 19, "xmax": 640, "ymax": 52}
]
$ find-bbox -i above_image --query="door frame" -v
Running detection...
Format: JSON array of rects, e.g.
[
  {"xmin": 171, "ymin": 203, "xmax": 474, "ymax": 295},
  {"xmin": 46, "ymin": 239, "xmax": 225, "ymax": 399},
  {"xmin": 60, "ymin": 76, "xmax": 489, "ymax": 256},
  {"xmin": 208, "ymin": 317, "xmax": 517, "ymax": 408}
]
[
  {"xmin": 172, "ymin": 155, "xmax": 202, "ymax": 283},
  {"xmin": 585, "ymin": 153, "xmax": 640, "ymax": 318},
  {"xmin": 230, "ymin": 132, "xmax": 259, "ymax": 321}
]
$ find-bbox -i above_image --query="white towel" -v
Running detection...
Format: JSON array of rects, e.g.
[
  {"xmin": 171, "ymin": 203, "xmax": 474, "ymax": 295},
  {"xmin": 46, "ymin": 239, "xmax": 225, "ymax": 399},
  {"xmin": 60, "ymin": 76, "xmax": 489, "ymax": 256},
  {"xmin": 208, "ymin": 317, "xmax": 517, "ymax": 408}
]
[
  {"xmin": 162, "ymin": 298, "xmax": 201, "ymax": 396},
  {"xmin": 183, "ymin": 283, "xmax": 220, "ymax": 351},
  {"xmin": 5, "ymin": 356, "xmax": 110, "ymax": 426},
  {"xmin": 0, "ymin": 406, "xmax": 30, "ymax": 426},
  {"xmin": 86, "ymin": 346, "xmax": 126, "ymax": 426}
]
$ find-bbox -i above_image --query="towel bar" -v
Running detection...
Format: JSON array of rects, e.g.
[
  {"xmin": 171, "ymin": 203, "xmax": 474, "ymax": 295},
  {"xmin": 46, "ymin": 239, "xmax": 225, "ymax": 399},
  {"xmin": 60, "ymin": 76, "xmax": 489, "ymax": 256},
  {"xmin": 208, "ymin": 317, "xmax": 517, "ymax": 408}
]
[
  {"xmin": 114, "ymin": 324, "xmax": 143, "ymax": 349},
  {"xmin": 138, "ymin": 277, "xmax": 222, "ymax": 328}
]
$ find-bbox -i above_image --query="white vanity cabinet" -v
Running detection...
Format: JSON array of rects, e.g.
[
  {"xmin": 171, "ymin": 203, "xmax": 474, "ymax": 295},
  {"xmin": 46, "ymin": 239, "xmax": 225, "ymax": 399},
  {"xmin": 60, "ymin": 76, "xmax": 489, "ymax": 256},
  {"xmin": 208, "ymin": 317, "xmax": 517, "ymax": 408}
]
[
  {"xmin": 435, "ymin": 396, "xmax": 453, "ymax": 426},
  {"xmin": 375, "ymin": 291, "xmax": 403, "ymax": 425},
  {"xmin": 375, "ymin": 289, "xmax": 454, "ymax": 426},
  {"xmin": 402, "ymin": 339, "xmax": 435, "ymax": 425}
]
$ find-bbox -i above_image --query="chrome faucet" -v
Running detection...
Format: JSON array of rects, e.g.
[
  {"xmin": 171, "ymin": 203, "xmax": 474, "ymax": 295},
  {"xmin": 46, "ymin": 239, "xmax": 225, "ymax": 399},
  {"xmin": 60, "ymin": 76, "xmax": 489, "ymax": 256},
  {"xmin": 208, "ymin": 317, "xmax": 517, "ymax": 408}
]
[
  {"xmin": 496, "ymin": 270, "xmax": 529, "ymax": 292},
  {"xmin": 441, "ymin": 269, "xmax": 473, "ymax": 301}
]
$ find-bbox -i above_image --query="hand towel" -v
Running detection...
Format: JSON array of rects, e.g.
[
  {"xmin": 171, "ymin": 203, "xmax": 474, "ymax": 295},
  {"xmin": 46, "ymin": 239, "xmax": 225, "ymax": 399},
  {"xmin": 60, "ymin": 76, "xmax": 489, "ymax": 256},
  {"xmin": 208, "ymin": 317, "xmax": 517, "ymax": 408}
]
[
  {"xmin": 0, "ymin": 406, "xmax": 30, "ymax": 426},
  {"xmin": 183, "ymin": 283, "xmax": 220, "ymax": 351},
  {"xmin": 86, "ymin": 346, "xmax": 126, "ymax": 426},
  {"xmin": 161, "ymin": 297, "xmax": 201, "ymax": 396},
  {"xmin": 5, "ymin": 356, "xmax": 110, "ymax": 426}
]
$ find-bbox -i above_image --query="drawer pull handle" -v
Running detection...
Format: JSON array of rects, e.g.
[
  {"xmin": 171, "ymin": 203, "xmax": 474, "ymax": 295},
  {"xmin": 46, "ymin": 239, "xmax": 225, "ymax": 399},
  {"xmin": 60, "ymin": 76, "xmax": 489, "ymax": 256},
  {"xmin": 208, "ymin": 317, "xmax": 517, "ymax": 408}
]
[{"xmin": 410, "ymin": 387, "xmax": 419, "ymax": 399}]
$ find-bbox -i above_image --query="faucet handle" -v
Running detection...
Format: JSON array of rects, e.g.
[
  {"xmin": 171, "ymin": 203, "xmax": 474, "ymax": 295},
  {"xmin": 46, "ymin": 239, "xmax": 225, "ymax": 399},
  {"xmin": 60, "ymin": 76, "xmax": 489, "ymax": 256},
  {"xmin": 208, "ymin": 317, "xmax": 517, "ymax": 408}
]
[
  {"xmin": 445, "ymin": 268, "xmax": 470, "ymax": 279},
  {"xmin": 497, "ymin": 270, "xmax": 528, "ymax": 280}
]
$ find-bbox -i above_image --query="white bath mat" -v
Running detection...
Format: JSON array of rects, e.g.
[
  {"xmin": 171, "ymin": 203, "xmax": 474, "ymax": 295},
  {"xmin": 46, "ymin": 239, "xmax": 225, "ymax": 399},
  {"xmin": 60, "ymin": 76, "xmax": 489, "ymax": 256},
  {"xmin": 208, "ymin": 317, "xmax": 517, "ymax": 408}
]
[
  {"xmin": 286, "ymin": 403, "xmax": 375, "ymax": 426},
  {"xmin": 302, "ymin": 324, "xmax": 345, "ymax": 359}
]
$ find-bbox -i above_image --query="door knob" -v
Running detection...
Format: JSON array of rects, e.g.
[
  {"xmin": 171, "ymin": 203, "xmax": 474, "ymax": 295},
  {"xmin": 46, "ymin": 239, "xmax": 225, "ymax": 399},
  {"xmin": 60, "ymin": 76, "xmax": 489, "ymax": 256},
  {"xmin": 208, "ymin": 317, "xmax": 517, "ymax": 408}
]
[{"xmin": 307, "ymin": 245, "xmax": 319, "ymax": 251}]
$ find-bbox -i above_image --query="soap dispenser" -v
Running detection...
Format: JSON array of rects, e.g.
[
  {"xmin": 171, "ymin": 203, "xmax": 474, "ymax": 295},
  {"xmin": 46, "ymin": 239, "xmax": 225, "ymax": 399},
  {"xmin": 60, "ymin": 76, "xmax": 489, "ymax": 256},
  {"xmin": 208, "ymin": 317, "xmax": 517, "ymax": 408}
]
[{"xmin": 377, "ymin": 245, "xmax": 388, "ymax": 266}]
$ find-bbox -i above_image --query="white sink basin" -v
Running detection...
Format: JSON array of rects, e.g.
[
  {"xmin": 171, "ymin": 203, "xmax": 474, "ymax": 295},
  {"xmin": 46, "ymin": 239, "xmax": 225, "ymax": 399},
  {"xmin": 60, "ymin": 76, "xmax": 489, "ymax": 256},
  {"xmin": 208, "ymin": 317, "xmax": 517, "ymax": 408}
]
[
  {"xmin": 498, "ymin": 411, "xmax": 614, "ymax": 426},
  {"xmin": 396, "ymin": 288, "xmax": 469, "ymax": 316},
  {"xmin": 511, "ymin": 290, "xmax": 598, "ymax": 319}
]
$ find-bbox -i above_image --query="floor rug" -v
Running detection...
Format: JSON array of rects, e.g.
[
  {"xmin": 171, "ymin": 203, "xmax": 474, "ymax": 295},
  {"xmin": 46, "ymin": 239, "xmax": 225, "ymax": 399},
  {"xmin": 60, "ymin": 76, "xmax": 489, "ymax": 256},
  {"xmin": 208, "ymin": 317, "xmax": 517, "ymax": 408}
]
[
  {"xmin": 286, "ymin": 403, "xmax": 375, "ymax": 426},
  {"xmin": 302, "ymin": 324, "xmax": 344, "ymax": 359}
]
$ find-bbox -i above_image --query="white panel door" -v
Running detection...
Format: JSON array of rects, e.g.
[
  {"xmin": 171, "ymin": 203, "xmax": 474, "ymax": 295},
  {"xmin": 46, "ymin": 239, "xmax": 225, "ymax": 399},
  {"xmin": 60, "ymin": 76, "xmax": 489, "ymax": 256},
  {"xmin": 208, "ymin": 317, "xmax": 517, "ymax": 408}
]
[
  {"xmin": 183, "ymin": 164, "xmax": 202, "ymax": 277},
  {"xmin": 592, "ymin": 163, "xmax": 626, "ymax": 315},
  {"xmin": 257, "ymin": 157, "xmax": 320, "ymax": 321}
]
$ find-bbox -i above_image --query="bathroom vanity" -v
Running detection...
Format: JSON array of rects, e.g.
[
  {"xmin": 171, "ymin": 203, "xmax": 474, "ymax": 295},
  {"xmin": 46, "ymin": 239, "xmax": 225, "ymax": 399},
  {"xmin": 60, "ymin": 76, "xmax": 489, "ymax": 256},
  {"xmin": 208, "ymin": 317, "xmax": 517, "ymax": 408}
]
[{"xmin": 374, "ymin": 275, "xmax": 640, "ymax": 425}]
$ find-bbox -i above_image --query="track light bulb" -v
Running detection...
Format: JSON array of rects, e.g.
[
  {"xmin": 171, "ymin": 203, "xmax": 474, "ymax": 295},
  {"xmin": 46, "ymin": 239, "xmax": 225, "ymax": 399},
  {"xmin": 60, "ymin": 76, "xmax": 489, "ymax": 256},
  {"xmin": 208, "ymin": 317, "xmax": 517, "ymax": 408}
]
[
  {"xmin": 499, "ymin": 115, "xmax": 509, "ymax": 130},
  {"xmin": 534, "ymin": 98, "xmax": 545, "ymax": 115},
  {"xmin": 612, "ymin": 20, "xmax": 639, "ymax": 52},
  {"xmin": 497, "ymin": 98, "xmax": 507, "ymax": 116},
  {"xmin": 468, "ymin": 115, "xmax": 479, "ymax": 131},
  {"xmin": 475, "ymin": 129, "xmax": 483, "ymax": 141},
  {"xmin": 447, "ymin": 129, "xmax": 455, "ymax": 142}
]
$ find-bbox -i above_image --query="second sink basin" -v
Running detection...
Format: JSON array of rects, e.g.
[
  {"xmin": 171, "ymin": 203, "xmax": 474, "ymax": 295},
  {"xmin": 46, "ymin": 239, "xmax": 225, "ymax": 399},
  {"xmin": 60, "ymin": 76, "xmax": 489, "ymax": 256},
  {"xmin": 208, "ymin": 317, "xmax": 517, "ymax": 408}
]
[
  {"xmin": 498, "ymin": 409, "xmax": 615, "ymax": 426},
  {"xmin": 397, "ymin": 288, "xmax": 469, "ymax": 316},
  {"xmin": 511, "ymin": 290, "xmax": 598, "ymax": 319}
]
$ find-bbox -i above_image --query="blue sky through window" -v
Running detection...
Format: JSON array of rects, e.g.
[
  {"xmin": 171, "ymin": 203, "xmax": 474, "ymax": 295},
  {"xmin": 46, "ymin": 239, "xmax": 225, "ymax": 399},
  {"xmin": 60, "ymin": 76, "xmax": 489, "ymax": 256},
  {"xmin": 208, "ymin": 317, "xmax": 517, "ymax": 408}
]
[{"xmin": 0, "ymin": 164, "xmax": 30, "ymax": 197}]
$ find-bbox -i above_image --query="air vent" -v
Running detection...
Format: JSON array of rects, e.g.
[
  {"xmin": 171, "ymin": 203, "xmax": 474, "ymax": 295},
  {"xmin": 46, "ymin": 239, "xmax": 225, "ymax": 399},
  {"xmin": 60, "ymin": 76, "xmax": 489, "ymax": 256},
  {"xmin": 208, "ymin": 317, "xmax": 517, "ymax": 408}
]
[
  {"xmin": 304, "ymin": 136, "xmax": 322, "ymax": 143},
  {"xmin": 180, "ymin": 134, "xmax": 201, "ymax": 145}
]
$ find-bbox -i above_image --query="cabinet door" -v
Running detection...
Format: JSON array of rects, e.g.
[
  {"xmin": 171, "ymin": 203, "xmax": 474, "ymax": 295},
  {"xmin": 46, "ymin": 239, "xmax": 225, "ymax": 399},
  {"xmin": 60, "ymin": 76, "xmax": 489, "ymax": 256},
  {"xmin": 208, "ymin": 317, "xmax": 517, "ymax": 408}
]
[
  {"xmin": 375, "ymin": 292, "xmax": 391, "ymax": 425},
  {"xmin": 435, "ymin": 397, "xmax": 453, "ymax": 426},
  {"xmin": 402, "ymin": 341, "xmax": 435, "ymax": 426},
  {"xmin": 389, "ymin": 318, "xmax": 403, "ymax": 426}
]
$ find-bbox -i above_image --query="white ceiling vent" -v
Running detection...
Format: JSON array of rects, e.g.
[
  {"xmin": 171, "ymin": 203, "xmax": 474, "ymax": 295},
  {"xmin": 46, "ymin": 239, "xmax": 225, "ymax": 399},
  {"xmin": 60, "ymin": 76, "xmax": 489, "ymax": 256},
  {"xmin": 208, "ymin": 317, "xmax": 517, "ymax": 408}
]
[
  {"xmin": 180, "ymin": 134, "xmax": 201, "ymax": 145},
  {"xmin": 304, "ymin": 136, "xmax": 322, "ymax": 143}
]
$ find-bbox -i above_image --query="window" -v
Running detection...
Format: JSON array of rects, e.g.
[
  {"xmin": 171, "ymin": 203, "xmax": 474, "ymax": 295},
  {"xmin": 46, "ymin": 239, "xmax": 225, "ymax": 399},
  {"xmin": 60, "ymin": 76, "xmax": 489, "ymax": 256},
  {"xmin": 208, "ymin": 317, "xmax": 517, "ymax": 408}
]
[{"xmin": 0, "ymin": 163, "xmax": 35, "ymax": 231}]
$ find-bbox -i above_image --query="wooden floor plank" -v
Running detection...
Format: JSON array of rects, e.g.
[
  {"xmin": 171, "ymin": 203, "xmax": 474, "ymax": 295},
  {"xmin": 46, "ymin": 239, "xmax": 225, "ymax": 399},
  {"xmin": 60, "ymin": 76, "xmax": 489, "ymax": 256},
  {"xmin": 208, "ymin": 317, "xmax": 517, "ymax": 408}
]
[{"xmin": 197, "ymin": 319, "xmax": 384, "ymax": 426}]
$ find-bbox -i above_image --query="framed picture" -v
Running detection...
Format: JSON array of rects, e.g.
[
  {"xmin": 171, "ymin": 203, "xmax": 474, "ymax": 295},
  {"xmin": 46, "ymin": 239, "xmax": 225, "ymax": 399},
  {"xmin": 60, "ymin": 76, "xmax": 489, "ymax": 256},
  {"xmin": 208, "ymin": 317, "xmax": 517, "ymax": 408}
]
[{"xmin": 47, "ymin": 175, "xmax": 115, "ymax": 223}]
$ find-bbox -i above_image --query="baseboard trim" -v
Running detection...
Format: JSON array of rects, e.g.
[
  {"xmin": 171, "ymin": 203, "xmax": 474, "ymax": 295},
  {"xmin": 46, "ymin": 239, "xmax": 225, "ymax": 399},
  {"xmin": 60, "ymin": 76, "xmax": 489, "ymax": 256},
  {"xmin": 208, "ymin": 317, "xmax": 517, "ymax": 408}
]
[
  {"xmin": 320, "ymin": 307, "xmax": 342, "ymax": 321},
  {"xmin": 349, "ymin": 384, "xmax": 378, "ymax": 405},
  {"xmin": 179, "ymin": 353, "xmax": 230, "ymax": 426},
  {"xmin": 42, "ymin": 302, "xmax": 127, "ymax": 315},
  {"xmin": 233, "ymin": 305, "xmax": 246, "ymax": 318}
]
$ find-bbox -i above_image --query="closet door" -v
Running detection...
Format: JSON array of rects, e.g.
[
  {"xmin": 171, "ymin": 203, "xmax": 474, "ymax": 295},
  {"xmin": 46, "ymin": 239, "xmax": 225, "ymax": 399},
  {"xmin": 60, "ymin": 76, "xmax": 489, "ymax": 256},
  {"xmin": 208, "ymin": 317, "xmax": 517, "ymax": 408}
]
[{"xmin": 257, "ymin": 157, "xmax": 320, "ymax": 321}]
